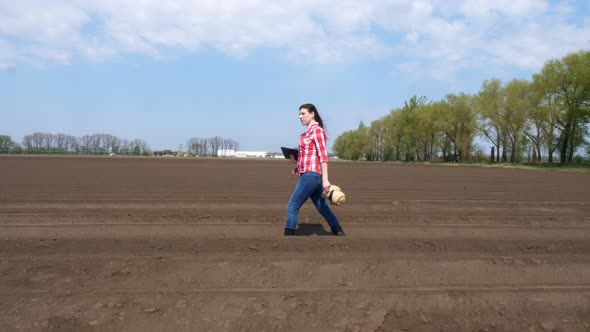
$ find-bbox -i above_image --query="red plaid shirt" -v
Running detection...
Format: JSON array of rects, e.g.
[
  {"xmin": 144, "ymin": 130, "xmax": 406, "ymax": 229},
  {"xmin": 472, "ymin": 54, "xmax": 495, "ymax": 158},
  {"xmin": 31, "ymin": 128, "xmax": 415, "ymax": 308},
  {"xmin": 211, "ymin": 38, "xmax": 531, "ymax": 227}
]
[{"xmin": 295, "ymin": 123, "xmax": 329, "ymax": 175}]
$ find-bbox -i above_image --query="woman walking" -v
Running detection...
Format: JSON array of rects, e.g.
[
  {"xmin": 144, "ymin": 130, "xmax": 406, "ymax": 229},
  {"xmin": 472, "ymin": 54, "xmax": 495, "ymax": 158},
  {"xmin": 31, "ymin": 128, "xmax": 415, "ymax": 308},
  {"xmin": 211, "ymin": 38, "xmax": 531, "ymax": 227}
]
[{"xmin": 285, "ymin": 103, "xmax": 345, "ymax": 236}]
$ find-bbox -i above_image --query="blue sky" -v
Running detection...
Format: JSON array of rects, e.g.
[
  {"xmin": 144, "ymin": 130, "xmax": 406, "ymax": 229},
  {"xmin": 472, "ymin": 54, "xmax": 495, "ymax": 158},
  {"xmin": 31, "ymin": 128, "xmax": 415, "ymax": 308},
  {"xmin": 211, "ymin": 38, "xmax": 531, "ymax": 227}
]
[{"xmin": 1, "ymin": 0, "xmax": 589, "ymax": 151}]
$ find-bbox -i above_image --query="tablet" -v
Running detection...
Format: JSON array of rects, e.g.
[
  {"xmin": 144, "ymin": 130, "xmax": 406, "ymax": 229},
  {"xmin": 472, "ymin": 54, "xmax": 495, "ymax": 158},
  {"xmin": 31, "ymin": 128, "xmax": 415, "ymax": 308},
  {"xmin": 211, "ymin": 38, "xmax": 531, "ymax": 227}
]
[{"xmin": 280, "ymin": 147, "xmax": 299, "ymax": 160}]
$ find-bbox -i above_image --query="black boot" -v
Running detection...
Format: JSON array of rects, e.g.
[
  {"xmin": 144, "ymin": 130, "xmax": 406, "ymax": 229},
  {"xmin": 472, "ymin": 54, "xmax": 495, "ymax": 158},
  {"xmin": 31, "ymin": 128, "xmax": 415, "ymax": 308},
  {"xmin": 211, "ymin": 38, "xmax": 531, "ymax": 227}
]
[
  {"xmin": 284, "ymin": 228, "xmax": 296, "ymax": 236},
  {"xmin": 331, "ymin": 226, "xmax": 345, "ymax": 236}
]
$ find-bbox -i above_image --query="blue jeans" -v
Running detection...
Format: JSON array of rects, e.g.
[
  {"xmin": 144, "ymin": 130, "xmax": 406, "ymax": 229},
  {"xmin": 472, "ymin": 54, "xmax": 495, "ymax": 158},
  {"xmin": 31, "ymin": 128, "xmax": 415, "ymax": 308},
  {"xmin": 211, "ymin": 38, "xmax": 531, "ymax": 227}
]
[{"xmin": 286, "ymin": 172, "xmax": 341, "ymax": 230}]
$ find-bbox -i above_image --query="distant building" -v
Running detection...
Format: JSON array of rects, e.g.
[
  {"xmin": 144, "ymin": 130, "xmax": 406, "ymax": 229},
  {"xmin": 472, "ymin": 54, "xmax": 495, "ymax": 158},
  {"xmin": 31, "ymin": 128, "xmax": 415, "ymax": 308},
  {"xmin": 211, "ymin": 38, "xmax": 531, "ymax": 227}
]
[
  {"xmin": 217, "ymin": 149, "xmax": 278, "ymax": 158},
  {"xmin": 235, "ymin": 151, "xmax": 268, "ymax": 158}
]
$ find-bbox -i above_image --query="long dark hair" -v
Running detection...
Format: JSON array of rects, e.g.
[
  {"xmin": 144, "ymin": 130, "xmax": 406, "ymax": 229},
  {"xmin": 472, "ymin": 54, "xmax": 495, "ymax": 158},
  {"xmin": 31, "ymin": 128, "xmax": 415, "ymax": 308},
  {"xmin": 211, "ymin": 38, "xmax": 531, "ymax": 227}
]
[{"xmin": 299, "ymin": 103, "xmax": 324, "ymax": 129}]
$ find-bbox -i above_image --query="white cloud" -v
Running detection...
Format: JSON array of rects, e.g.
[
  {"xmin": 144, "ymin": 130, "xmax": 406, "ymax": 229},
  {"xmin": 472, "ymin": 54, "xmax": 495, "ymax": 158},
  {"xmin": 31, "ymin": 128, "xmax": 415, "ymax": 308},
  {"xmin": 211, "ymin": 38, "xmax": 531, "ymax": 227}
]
[
  {"xmin": 458, "ymin": 0, "xmax": 549, "ymax": 18},
  {"xmin": 390, "ymin": 0, "xmax": 589, "ymax": 81},
  {"xmin": 0, "ymin": 0, "xmax": 588, "ymax": 80}
]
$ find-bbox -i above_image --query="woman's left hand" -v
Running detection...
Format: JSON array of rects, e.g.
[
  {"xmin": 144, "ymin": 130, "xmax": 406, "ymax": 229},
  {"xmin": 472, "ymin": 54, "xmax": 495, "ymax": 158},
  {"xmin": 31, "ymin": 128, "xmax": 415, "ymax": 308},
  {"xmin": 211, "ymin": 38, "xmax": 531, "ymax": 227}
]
[{"xmin": 322, "ymin": 180, "xmax": 331, "ymax": 193}]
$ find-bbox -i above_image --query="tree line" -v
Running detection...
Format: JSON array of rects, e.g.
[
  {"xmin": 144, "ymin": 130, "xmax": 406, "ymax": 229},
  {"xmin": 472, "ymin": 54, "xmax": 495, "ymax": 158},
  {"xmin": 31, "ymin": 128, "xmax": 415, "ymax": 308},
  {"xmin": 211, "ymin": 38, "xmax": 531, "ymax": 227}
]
[
  {"xmin": 0, "ymin": 132, "xmax": 151, "ymax": 155},
  {"xmin": 0, "ymin": 132, "xmax": 241, "ymax": 157},
  {"xmin": 333, "ymin": 50, "xmax": 590, "ymax": 164},
  {"xmin": 186, "ymin": 136, "xmax": 239, "ymax": 156}
]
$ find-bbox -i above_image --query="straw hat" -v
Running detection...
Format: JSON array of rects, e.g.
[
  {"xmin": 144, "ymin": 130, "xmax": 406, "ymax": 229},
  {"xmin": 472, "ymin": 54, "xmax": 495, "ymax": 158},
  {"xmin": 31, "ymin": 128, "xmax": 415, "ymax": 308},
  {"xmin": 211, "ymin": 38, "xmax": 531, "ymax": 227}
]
[{"xmin": 322, "ymin": 185, "xmax": 346, "ymax": 206}]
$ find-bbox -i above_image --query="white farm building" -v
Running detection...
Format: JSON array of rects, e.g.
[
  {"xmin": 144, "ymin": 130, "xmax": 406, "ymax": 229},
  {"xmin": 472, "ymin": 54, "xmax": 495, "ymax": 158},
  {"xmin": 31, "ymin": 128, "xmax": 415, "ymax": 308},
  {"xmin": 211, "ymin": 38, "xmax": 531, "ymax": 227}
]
[
  {"xmin": 217, "ymin": 149, "xmax": 272, "ymax": 158},
  {"xmin": 235, "ymin": 151, "xmax": 268, "ymax": 158}
]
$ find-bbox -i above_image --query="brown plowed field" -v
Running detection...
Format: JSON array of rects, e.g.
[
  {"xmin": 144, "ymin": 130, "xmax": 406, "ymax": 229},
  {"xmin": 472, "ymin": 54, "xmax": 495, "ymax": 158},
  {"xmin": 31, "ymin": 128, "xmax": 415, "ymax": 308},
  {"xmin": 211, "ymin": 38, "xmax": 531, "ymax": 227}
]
[{"xmin": 1, "ymin": 156, "xmax": 590, "ymax": 331}]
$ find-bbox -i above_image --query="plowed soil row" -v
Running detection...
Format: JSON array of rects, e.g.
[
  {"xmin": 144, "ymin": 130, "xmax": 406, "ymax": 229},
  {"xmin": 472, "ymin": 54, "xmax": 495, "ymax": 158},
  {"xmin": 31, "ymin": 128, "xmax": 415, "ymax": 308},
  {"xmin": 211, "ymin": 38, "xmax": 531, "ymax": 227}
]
[{"xmin": 1, "ymin": 156, "xmax": 590, "ymax": 331}]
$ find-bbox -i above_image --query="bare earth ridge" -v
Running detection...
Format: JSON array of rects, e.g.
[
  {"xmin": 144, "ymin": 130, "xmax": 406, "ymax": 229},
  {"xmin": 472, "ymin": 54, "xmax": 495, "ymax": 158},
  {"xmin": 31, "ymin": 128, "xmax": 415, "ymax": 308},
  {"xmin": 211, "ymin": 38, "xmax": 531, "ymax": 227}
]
[{"xmin": 1, "ymin": 156, "xmax": 590, "ymax": 331}]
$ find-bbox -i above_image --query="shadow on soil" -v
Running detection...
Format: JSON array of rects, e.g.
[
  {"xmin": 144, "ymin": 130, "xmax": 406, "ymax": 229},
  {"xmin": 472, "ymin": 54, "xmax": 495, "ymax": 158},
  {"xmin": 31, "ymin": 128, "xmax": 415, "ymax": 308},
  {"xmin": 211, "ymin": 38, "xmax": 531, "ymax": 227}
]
[{"xmin": 297, "ymin": 223, "xmax": 332, "ymax": 236}]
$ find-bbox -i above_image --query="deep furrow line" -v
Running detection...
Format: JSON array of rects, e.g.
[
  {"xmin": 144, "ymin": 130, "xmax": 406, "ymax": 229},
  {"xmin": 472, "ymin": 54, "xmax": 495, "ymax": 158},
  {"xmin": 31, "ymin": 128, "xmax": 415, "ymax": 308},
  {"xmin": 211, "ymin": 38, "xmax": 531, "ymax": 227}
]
[
  {"xmin": 3, "ymin": 285, "xmax": 590, "ymax": 295},
  {"xmin": 3, "ymin": 223, "xmax": 590, "ymax": 239},
  {"xmin": 2, "ymin": 221, "xmax": 590, "ymax": 227}
]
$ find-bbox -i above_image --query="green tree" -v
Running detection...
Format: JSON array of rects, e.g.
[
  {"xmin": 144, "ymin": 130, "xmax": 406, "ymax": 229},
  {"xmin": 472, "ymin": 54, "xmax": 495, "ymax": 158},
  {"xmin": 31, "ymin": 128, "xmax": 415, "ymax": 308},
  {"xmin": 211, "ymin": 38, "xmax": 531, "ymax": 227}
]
[
  {"xmin": 0, "ymin": 135, "xmax": 20, "ymax": 154},
  {"xmin": 431, "ymin": 101, "xmax": 452, "ymax": 161},
  {"xmin": 356, "ymin": 121, "xmax": 371, "ymax": 160},
  {"xmin": 475, "ymin": 79, "xmax": 505, "ymax": 162},
  {"xmin": 368, "ymin": 118, "xmax": 387, "ymax": 161},
  {"xmin": 381, "ymin": 110, "xmax": 403, "ymax": 161},
  {"xmin": 502, "ymin": 79, "xmax": 532, "ymax": 163},
  {"xmin": 396, "ymin": 96, "xmax": 428, "ymax": 161},
  {"xmin": 415, "ymin": 103, "xmax": 443, "ymax": 161},
  {"xmin": 522, "ymin": 93, "xmax": 546, "ymax": 162},
  {"xmin": 332, "ymin": 121, "xmax": 373, "ymax": 160},
  {"xmin": 440, "ymin": 93, "xmax": 477, "ymax": 162},
  {"xmin": 333, "ymin": 130, "xmax": 361, "ymax": 160},
  {"xmin": 532, "ymin": 50, "xmax": 590, "ymax": 164}
]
